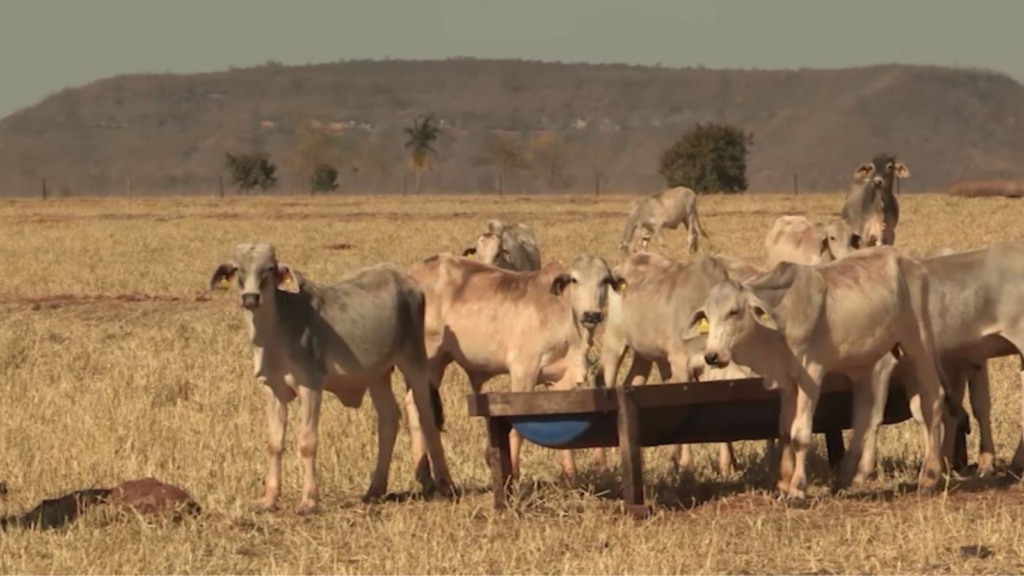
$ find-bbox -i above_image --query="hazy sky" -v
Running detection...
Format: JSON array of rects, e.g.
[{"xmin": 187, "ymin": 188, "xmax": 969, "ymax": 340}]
[{"xmin": 1, "ymin": 0, "xmax": 1022, "ymax": 119}]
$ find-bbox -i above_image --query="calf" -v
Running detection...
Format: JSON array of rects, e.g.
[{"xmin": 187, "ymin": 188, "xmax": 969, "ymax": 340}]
[
  {"xmin": 408, "ymin": 253, "xmax": 623, "ymax": 479},
  {"xmin": 619, "ymin": 186, "xmax": 710, "ymax": 255},
  {"xmin": 840, "ymin": 154, "xmax": 909, "ymax": 247},
  {"xmin": 463, "ymin": 219, "xmax": 542, "ymax": 271},
  {"xmin": 856, "ymin": 242, "xmax": 1024, "ymax": 482},
  {"xmin": 689, "ymin": 247, "xmax": 955, "ymax": 501},
  {"xmin": 764, "ymin": 215, "xmax": 862, "ymax": 269},
  {"xmin": 599, "ymin": 252, "xmax": 765, "ymax": 475},
  {"xmin": 210, "ymin": 242, "xmax": 453, "ymax": 513}
]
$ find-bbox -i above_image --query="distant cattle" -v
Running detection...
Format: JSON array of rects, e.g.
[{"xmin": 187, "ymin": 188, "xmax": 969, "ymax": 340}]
[
  {"xmin": 840, "ymin": 154, "xmax": 909, "ymax": 247},
  {"xmin": 764, "ymin": 215, "xmax": 862, "ymax": 269},
  {"xmin": 619, "ymin": 186, "xmax": 710, "ymax": 255},
  {"xmin": 463, "ymin": 219, "xmax": 542, "ymax": 271},
  {"xmin": 408, "ymin": 253, "xmax": 623, "ymax": 480},
  {"xmin": 689, "ymin": 247, "xmax": 957, "ymax": 502},
  {"xmin": 598, "ymin": 252, "xmax": 765, "ymax": 475},
  {"xmin": 210, "ymin": 242, "xmax": 453, "ymax": 512}
]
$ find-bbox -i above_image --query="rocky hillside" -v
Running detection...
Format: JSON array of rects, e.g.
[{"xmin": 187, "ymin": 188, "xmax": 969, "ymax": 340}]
[{"xmin": 1, "ymin": 58, "xmax": 1022, "ymax": 196}]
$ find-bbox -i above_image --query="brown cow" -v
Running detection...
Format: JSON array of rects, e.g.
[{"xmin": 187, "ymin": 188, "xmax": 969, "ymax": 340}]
[
  {"xmin": 619, "ymin": 186, "xmax": 710, "ymax": 255},
  {"xmin": 598, "ymin": 252, "xmax": 765, "ymax": 475},
  {"xmin": 764, "ymin": 215, "xmax": 862, "ymax": 269},
  {"xmin": 407, "ymin": 253, "xmax": 623, "ymax": 480},
  {"xmin": 688, "ymin": 247, "xmax": 957, "ymax": 502},
  {"xmin": 209, "ymin": 242, "xmax": 453, "ymax": 513}
]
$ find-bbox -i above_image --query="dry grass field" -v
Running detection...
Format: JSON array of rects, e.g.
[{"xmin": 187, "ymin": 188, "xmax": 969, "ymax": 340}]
[{"xmin": 2, "ymin": 192, "xmax": 1024, "ymax": 574}]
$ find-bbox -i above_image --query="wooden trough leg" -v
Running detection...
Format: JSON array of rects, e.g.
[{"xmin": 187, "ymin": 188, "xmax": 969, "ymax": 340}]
[
  {"xmin": 486, "ymin": 417, "xmax": 513, "ymax": 510},
  {"xmin": 825, "ymin": 429, "xmax": 846, "ymax": 470},
  {"xmin": 615, "ymin": 384, "xmax": 650, "ymax": 517}
]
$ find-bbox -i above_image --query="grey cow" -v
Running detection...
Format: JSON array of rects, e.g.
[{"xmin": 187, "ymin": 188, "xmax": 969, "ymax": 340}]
[
  {"xmin": 209, "ymin": 242, "xmax": 454, "ymax": 513},
  {"xmin": 619, "ymin": 186, "xmax": 710, "ymax": 255},
  {"xmin": 839, "ymin": 154, "xmax": 910, "ymax": 247},
  {"xmin": 463, "ymin": 219, "xmax": 542, "ymax": 271}
]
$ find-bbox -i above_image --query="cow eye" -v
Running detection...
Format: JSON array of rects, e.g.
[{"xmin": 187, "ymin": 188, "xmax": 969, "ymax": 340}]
[{"xmin": 726, "ymin": 308, "xmax": 740, "ymax": 318}]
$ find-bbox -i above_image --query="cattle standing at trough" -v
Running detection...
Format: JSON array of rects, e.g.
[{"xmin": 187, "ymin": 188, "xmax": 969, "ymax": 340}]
[
  {"xmin": 853, "ymin": 241, "xmax": 1024, "ymax": 483},
  {"xmin": 764, "ymin": 215, "xmax": 862, "ymax": 269},
  {"xmin": 598, "ymin": 252, "xmax": 765, "ymax": 475},
  {"xmin": 840, "ymin": 154, "xmax": 909, "ymax": 247},
  {"xmin": 619, "ymin": 186, "xmax": 710, "ymax": 255},
  {"xmin": 688, "ymin": 247, "xmax": 958, "ymax": 502},
  {"xmin": 407, "ymin": 253, "xmax": 623, "ymax": 480},
  {"xmin": 463, "ymin": 219, "xmax": 542, "ymax": 271},
  {"xmin": 209, "ymin": 242, "xmax": 454, "ymax": 513}
]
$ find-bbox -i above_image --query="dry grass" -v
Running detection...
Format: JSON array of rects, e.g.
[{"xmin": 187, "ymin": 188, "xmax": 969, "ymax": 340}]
[
  {"xmin": 2, "ymin": 192, "xmax": 1024, "ymax": 574},
  {"xmin": 948, "ymin": 180, "xmax": 1024, "ymax": 199}
]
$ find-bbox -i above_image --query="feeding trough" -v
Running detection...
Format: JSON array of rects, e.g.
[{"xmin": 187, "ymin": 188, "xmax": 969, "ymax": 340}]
[{"xmin": 468, "ymin": 373, "xmax": 917, "ymax": 513}]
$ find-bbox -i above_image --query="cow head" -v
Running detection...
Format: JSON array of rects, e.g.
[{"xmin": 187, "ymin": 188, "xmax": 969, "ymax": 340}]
[
  {"xmin": 462, "ymin": 232, "xmax": 505, "ymax": 265},
  {"xmin": 209, "ymin": 242, "xmax": 300, "ymax": 310},
  {"xmin": 821, "ymin": 219, "xmax": 862, "ymax": 261},
  {"xmin": 687, "ymin": 280, "xmax": 779, "ymax": 368},
  {"xmin": 549, "ymin": 255, "xmax": 626, "ymax": 331},
  {"xmin": 853, "ymin": 154, "xmax": 910, "ymax": 195}
]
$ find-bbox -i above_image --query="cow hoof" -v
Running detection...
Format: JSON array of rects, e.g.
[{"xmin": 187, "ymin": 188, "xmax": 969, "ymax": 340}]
[
  {"xmin": 977, "ymin": 456, "xmax": 995, "ymax": 478},
  {"xmin": 432, "ymin": 479, "xmax": 459, "ymax": 500},
  {"xmin": 784, "ymin": 495, "xmax": 810, "ymax": 509},
  {"xmin": 295, "ymin": 502, "xmax": 320, "ymax": 516},
  {"xmin": 361, "ymin": 489, "xmax": 387, "ymax": 504},
  {"xmin": 253, "ymin": 498, "xmax": 279, "ymax": 513}
]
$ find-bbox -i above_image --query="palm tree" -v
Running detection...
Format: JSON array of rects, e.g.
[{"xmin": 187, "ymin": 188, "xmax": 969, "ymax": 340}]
[{"xmin": 403, "ymin": 114, "xmax": 441, "ymax": 194}]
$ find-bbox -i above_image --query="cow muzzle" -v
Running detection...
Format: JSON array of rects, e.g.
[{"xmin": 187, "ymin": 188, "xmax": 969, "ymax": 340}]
[
  {"xmin": 581, "ymin": 311, "xmax": 604, "ymax": 328},
  {"xmin": 704, "ymin": 352, "xmax": 727, "ymax": 367},
  {"xmin": 241, "ymin": 293, "xmax": 261, "ymax": 310}
]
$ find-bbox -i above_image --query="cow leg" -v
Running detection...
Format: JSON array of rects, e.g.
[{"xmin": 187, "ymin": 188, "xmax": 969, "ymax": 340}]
[
  {"xmin": 685, "ymin": 219, "xmax": 699, "ymax": 254},
  {"xmin": 942, "ymin": 363, "xmax": 970, "ymax": 476},
  {"xmin": 1011, "ymin": 359, "xmax": 1024, "ymax": 476},
  {"xmin": 776, "ymin": 381, "xmax": 798, "ymax": 498},
  {"xmin": 258, "ymin": 381, "xmax": 294, "ymax": 512},
  {"xmin": 508, "ymin": 364, "xmax": 541, "ymax": 480},
  {"xmin": 364, "ymin": 377, "xmax": 400, "ymax": 503},
  {"xmin": 786, "ymin": 366, "xmax": 824, "ymax": 502},
  {"xmin": 593, "ymin": 336, "xmax": 631, "ymax": 472},
  {"xmin": 967, "ymin": 363, "xmax": 995, "ymax": 476},
  {"xmin": 905, "ymin": 355, "xmax": 946, "ymax": 494},
  {"xmin": 407, "ymin": 355, "xmax": 452, "ymax": 482},
  {"xmin": 398, "ymin": 357, "xmax": 454, "ymax": 498},
  {"xmin": 853, "ymin": 354, "xmax": 899, "ymax": 485},
  {"xmin": 835, "ymin": 369, "xmax": 877, "ymax": 491},
  {"xmin": 295, "ymin": 381, "xmax": 324, "ymax": 514}
]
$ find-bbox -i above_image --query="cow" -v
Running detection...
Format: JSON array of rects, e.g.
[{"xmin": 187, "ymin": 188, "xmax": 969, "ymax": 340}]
[
  {"xmin": 619, "ymin": 186, "xmax": 710, "ymax": 255},
  {"xmin": 209, "ymin": 242, "xmax": 454, "ymax": 513},
  {"xmin": 764, "ymin": 215, "xmax": 862, "ymax": 269},
  {"xmin": 839, "ymin": 154, "xmax": 910, "ymax": 247},
  {"xmin": 687, "ymin": 247, "xmax": 958, "ymax": 502},
  {"xmin": 598, "ymin": 252, "xmax": 765, "ymax": 476},
  {"xmin": 852, "ymin": 242, "xmax": 1024, "ymax": 483},
  {"xmin": 462, "ymin": 219, "xmax": 542, "ymax": 272},
  {"xmin": 407, "ymin": 253, "xmax": 624, "ymax": 480}
]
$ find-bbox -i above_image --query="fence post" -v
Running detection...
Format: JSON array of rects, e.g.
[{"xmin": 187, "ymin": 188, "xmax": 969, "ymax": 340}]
[
  {"xmin": 126, "ymin": 177, "xmax": 132, "ymax": 198},
  {"xmin": 219, "ymin": 175, "xmax": 224, "ymax": 198},
  {"xmin": 793, "ymin": 173, "xmax": 799, "ymax": 196},
  {"xmin": 41, "ymin": 178, "xmax": 48, "ymax": 200}
]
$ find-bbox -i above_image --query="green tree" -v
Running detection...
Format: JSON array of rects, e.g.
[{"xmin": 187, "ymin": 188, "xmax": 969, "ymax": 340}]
[
  {"xmin": 658, "ymin": 122, "xmax": 752, "ymax": 194},
  {"xmin": 403, "ymin": 113, "xmax": 441, "ymax": 194},
  {"xmin": 310, "ymin": 163, "xmax": 339, "ymax": 194},
  {"xmin": 224, "ymin": 152, "xmax": 277, "ymax": 194}
]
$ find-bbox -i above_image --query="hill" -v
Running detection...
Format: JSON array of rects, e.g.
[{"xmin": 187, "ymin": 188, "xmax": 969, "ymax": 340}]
[{"xmin": 1, "ymin": 58, "xmax": 1023, "ymax": 196}]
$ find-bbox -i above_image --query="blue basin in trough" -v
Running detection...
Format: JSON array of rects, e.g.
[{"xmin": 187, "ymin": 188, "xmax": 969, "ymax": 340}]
[{"xmin": 509, "ymin": 413, "xmax": 616, "ymax": 449}]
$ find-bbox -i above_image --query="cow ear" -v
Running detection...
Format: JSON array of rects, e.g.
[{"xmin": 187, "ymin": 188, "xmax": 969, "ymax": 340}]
[
  {"xmin": 549, "ymin": 274, "xmax": 572, "ymax": 296},
  {"xmin": 686, "ymin": 308, "xmax": 710, "ymax": 338},
  {"xmin": 850, "ymin": 233, "xmax": 862, "ymax": 250},
  {"xmin": 747, "ymin": 297, "xmax": 779, "ymax": 331},
  {"xmin": 854, "ymin": 163, "xmax": 874, "ymax": 181},
  {"xmin": 209, "ymin": 263, "xmax": 237, "ymax": 291},
  {"xmin": 894, "ymin": 162, "xmax": 910, "ymax": 178},
  {"xmin": 608, "ymin": 274, "xmax": 628, "ymax": 295},
  {"xmin": 276, "ymin": 264, "xmax": 301, "ymax": 294},
  {"xmin": 462, "ymin": 247, "xmax": 477, "ymax": 257}
]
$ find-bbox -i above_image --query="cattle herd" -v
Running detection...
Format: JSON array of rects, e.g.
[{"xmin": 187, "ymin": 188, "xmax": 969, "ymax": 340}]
[{"xmin": 208, "ymin": 153, "xmax": 1024, "ymax": 513}]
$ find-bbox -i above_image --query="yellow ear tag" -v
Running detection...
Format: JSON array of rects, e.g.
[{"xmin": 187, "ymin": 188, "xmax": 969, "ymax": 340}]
[
  {"xmin": 697, "ymin": 317, "xmax": 710, "ymax": 335},
  {"xmin": 279, "ymin": 271, "xmax": 294, "ymax": 290},
  {"xmin": 218, "ymin": 277, "xmax": 231, "ymax": 289},
  {"xmin": 617, "ymin": 279, "xmax": 628, "ymax": 294}
]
